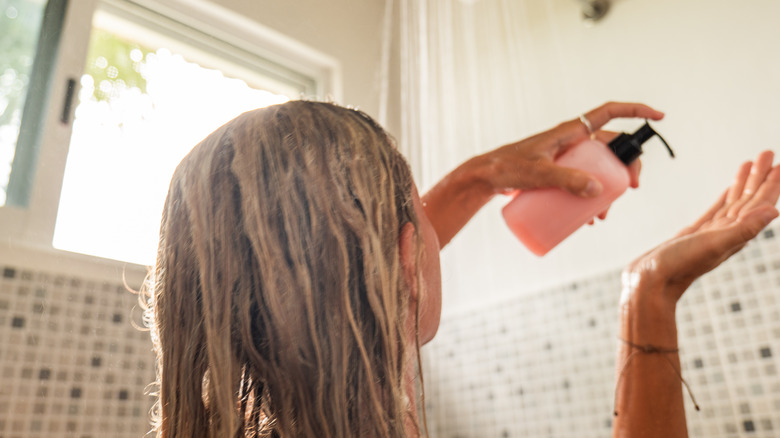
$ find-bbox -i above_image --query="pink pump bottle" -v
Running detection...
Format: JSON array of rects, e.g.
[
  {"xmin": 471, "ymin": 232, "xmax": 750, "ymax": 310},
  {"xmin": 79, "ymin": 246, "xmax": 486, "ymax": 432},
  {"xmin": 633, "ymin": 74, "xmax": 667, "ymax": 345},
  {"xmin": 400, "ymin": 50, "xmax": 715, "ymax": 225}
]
[{"xmin": 502, "ymin": 121, "xmax": 674, "ymax": 256}]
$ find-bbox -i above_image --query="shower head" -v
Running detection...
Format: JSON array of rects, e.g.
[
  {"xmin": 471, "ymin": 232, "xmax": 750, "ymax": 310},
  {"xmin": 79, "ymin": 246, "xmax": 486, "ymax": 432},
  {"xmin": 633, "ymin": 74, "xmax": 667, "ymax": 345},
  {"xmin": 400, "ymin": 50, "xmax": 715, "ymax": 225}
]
[{"xmin": 579, "ymin": 0, "xmax": 610, "ymax": 22}]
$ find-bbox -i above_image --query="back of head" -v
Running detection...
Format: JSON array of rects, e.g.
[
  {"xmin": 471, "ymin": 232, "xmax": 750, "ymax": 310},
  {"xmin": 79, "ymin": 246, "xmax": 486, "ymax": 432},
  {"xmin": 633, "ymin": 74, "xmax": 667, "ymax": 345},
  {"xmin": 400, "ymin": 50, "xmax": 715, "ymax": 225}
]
[{"xmin": 148, "ymin": 101, "xmax": 418, "ymax": 437}]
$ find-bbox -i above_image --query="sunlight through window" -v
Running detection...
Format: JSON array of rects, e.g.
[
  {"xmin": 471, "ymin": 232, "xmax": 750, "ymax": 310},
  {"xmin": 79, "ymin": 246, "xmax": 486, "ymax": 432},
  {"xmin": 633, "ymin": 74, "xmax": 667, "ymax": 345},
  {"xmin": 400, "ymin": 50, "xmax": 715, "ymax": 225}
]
[{"xmin": 53, "ymin": 10, "xmax": 292, "ymax": 266}]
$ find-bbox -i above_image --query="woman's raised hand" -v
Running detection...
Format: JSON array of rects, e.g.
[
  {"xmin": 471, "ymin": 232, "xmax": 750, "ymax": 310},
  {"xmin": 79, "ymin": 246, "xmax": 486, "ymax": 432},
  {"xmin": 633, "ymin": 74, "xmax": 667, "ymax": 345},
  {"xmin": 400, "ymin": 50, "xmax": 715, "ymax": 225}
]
[
  {"xmin": 472, "ymin": 102, "xmax": 664, "ymax": 197},
  {"xmin": 424, "ymin": 102, "xmax": 664, "ymax": 247},
  {"xmin": 624, "ymin": 150, "xmax": 780, "ymax": 307}
]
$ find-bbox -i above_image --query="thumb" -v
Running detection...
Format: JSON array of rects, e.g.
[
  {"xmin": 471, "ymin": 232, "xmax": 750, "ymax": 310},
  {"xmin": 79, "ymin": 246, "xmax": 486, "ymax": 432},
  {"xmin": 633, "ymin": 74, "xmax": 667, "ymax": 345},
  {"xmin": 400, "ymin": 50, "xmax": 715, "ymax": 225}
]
[
  {"xmin": 534, "ymin": 162, "xmax": 603, "ymax": 197},
  {"xmin": 731, "ymin": 206, "xmax": 779, "ymax": 245},
  {"xmin": 712, "ymin": 206, "xmax": 779, "ymax": 254}
]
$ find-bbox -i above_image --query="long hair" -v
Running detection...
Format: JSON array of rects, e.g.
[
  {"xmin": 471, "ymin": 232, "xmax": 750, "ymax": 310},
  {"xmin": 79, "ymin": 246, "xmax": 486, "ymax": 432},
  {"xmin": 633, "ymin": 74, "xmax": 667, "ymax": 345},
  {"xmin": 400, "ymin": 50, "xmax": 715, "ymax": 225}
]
[{"xmin": 145, "ymin": 101, "xmax": 420, "ymax": 437}]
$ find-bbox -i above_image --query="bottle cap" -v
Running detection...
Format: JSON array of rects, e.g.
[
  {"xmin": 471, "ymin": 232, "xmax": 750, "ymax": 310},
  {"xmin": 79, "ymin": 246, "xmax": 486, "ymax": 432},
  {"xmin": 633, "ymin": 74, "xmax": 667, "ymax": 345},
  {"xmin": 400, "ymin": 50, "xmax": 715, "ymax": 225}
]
[{"xmin": 608, "ymin": 121, "xmax": 675, "ymax": 165}]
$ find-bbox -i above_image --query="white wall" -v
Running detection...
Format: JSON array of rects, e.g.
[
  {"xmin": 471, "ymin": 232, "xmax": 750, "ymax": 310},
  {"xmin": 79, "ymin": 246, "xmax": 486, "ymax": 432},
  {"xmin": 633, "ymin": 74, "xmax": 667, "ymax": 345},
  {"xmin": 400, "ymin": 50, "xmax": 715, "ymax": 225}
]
[
  {"xmin": 436, "ymin": 0, "xmax": 780, "ymax": 313},
  {"xmin": 217, "ymin": 0, "xmax": 401, "ymax": 135}
]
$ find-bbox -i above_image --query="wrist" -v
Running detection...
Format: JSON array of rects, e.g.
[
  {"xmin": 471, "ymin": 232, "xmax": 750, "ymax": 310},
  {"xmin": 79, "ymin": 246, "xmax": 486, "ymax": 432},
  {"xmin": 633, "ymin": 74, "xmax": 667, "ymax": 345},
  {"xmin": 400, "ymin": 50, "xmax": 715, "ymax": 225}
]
[{"xmin": 619, "ymin": 269, "xmax": 679, "ymax": 346}]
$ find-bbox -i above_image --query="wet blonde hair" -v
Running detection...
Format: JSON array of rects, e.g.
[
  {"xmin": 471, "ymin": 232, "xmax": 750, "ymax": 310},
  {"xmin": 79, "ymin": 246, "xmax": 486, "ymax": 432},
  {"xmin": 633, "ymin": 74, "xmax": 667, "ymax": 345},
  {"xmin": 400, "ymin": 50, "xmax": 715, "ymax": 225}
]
[{"xmin": 147, "ymin": 101, "xmax": 420, "ymax": 437}]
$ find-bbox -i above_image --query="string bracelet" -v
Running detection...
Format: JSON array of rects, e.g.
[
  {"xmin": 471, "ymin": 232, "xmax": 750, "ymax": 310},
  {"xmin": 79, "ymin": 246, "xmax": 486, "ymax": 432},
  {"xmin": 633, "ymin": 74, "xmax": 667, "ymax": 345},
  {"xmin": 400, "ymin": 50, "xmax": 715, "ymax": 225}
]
[{"xmin": 613, "ymin": 337, "xmax": 700, "ymax": 417}]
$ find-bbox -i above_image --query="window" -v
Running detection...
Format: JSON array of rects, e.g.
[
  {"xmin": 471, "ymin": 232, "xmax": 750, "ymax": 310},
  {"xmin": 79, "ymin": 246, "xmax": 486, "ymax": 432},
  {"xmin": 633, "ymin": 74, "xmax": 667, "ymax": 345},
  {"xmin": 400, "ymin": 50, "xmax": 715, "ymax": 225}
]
[
  {"xmin": 0, "ymin": 0, "xmax": 66, "ymax": 207},
  {"xmin": 0, "ymin": 0, "xmax": 339, "ymax": 264},
  {"xmin": 53, "ymin": 1, "xmax": 301, "ymax": 265}
]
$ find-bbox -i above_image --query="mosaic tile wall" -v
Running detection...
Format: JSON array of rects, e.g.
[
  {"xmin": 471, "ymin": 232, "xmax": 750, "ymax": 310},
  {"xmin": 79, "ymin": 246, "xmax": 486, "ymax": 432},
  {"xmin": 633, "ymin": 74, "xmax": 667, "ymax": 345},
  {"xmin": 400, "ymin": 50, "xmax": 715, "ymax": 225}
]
[
  {"xmin": 3, "ymin": 225, "xmax": 780, "ymax": 438},
  {"xmin": 422, "ymin": 225, "xmax": 780, "ymax": 438},
  {"xmin": 0, "ymin": 266, "xmax": 154, "ymax": 438}
]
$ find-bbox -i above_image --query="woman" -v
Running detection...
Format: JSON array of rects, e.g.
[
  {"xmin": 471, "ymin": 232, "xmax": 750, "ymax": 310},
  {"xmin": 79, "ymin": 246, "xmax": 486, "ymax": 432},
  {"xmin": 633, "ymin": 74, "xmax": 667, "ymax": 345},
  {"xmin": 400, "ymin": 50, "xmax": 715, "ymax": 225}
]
[{"xmin": 147, "ymin": 100, "xmax": 780, "ymax": 437}]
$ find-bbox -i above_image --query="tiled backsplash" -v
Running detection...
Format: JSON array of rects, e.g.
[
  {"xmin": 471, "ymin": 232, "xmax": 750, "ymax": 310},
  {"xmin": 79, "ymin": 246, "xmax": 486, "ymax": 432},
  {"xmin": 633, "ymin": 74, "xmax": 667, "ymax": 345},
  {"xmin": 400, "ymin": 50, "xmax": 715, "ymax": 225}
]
[
  {"xmin": 2, "ymin": 226, "xmax": 780, "ymax": 437},
  {"xmin": 0, "ymin": 266, "xmax": 154, "ymax": 438},
  {"xmin": 423, "ymin": 226, "xmax": 780, "ymax": 438}
]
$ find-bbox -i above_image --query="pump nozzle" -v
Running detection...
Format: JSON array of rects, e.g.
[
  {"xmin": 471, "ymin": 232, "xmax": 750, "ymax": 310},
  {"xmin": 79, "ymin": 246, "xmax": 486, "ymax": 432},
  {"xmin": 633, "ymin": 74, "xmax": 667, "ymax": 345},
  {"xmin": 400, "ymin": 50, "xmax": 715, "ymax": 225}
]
[{"xmin": 608, "ymin": 120, "xmax": 675, "ymax": 165}]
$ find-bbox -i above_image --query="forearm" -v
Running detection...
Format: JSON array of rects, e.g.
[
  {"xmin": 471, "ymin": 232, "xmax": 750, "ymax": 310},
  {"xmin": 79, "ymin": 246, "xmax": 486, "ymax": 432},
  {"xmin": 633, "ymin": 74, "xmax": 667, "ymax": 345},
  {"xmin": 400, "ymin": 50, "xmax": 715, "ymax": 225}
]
[
  {"xmin": 421, "ymin": 155, "xmax": 496, "ymax": 248},
  {"xmin": 613, "ymin": 277, "xmax": 688, "ymax": 438}
]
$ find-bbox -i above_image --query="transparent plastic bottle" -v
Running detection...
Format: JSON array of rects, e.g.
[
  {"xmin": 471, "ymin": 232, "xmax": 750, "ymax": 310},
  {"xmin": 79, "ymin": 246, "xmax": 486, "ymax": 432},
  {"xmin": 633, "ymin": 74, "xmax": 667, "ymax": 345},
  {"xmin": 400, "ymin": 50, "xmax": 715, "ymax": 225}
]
[{"xmin": 502, "ymin": 122, "xmax": 674, "ymax": 256}]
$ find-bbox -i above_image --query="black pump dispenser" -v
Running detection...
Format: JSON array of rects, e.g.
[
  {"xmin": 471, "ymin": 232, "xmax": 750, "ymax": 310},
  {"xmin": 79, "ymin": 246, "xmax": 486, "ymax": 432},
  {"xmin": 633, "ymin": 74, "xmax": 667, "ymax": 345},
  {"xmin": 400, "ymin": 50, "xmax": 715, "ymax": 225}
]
[{"xmin": 608, "ymin": 121, "xmax": 675, "ymax": 165}]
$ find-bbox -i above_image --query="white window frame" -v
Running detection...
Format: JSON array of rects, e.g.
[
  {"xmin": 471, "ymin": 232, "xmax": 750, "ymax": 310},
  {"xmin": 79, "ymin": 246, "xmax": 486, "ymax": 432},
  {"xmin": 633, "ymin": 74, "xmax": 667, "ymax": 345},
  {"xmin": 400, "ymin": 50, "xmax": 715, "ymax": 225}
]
[{"xmin": 0, "ymin": 0, "xmax": 341, "ymax": 265}]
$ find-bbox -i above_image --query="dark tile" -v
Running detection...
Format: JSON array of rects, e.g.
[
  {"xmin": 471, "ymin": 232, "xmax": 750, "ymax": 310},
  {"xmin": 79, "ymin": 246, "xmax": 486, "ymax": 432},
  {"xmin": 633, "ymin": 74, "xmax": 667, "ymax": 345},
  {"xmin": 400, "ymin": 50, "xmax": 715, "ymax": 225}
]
[
  {"xmin": 730, "ymin": 302, "xmax": 742, "ymax": 312},
  {"xmin": 112, "ymin": 313, "xmax": 122, "ymax": 323},
  {"xmin": 11, "ymin": 316, "xmax": 25, "ymax": 328},
  {"xmin": 39, "ymin": 368, "xmax": 51, "ymax": 380},
  {"xmin": 91, "ymin": 357, "xmax": 102, "ymax": 367},
  {"xmin": 760, "ymin": 347, "xmax": 772, "ymax": 358},
  {"xmin": 744, "ymin": 420, "xmax": 755, "ymax": 432},
  {"xmin": 2, "ymin": 267, "xmax": 16, "ymax": 279},
  {"xmin": 30, "ymin": 419, "xmax": 42, "ymax": 431},
  {"xmin": 694, "ymin": 358, "xmax": 704, "ymax": 368},
  {"xmin": 118, "ymin": 389, "xmax": 129, "ymax": 401},
  {"xmin": 763, "ymin": 229, "xmax": 775, "ymax": 239},
  {"xmin": 70, "ymin": 387, "xmax": 82, "ymax": 399}
]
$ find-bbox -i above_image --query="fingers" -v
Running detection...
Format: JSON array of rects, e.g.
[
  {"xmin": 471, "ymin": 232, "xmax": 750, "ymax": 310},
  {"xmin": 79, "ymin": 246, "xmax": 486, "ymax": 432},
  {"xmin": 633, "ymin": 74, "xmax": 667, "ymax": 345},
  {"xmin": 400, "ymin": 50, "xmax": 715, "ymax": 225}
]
[
  {"xmin": 710, "ymin": 161, "xmax": 752, "ymax": 222},
  {"xmin": 553, "ymin": 103, "xmax": 664, "ymax": 153},
  {"xmin": 702, "ymin": 150, "xmax": 779, "ymax": 228},
  {"xmin": 627, "ymin": 160, "xmax": 642, "ymax": 189},
  {"xmin": 666, "ymin": 205, "xmax": 777, "ymax": 288},
  {"xmin": 724, "ymin": 161, "xmax": 753, "ymax": 205},
  {"xmin": 534, "ymin": 162, "xmax": 603, "ymax": 197},
  {"xmin": 594, "ymin": 129, "xmax": 641, "ymax": 188},
  {"xmin": 744, "ymin": 151, "xmax": 775, "ymax": 195},
  {"xmin": 583, "ymin": 102, "xmax": 665, "ymax": 133},
  {"xmin": 593, "ymin": 130, "xmax": 620, "ymax": 144},
  {"xmin": 676, "ymin": 189, "xmax": 728, "ymax": 238},
  {"xmin": 720, "ymin": 151, "xmax": 778, "ymax": 219},
  {"xmin": 595, "ymin": 129, "xmax": 642, "ymax": 188},
  {"xmin": 721, "ymin": 205, "xmax": 779, "ymax": 251},
  {"xmin": 741, "ymin": 165, "xmax": 780, "ymax": 215}
]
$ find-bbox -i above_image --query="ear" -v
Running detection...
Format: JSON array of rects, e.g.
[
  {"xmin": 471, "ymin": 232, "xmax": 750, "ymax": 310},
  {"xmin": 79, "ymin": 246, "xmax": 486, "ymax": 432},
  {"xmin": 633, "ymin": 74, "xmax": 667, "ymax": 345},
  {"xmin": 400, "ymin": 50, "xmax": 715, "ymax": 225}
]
[{"xmin": 398, "ymin": 222, "xmax": 418, "ymax": 302}]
